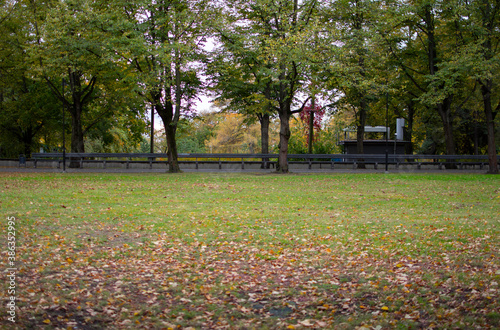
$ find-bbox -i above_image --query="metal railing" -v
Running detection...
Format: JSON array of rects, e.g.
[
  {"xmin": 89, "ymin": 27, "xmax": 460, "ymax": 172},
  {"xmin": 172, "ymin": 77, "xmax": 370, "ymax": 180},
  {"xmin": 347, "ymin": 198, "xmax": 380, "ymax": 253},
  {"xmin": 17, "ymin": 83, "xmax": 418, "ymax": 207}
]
[{"xmin": 27, "ymin": 152, "xmax": 498, "ymax": 171}]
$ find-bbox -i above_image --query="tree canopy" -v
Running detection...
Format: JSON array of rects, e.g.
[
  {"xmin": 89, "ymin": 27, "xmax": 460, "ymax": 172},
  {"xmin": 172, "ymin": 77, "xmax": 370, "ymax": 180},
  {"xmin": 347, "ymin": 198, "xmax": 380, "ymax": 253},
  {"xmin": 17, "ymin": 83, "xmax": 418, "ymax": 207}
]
[{"xmin": 0, "ymin": 0, "xmax": 498, "ymax": 173}]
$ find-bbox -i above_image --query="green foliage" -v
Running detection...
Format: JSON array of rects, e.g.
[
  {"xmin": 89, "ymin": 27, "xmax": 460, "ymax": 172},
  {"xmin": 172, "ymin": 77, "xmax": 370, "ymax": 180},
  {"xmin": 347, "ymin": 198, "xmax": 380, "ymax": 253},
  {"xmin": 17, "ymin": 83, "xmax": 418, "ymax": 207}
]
[
  {"xmin": 113, "ymin": 0, "xmax": 211, "ymax": 171},
  {"xmin": 0, "ymin": 1, "xmax": 62, "ymax": 157},
  {"xmin": 287, "ymin": 116, "xmax": 342, "ymax": 155},
  {"xmin": 209, "ymin": 0, "xmax": 323, "ymax": 171},
  {"xmin": 175, "ymin": 118, "xmax": 212, "ymax": 154},
  {"xmin": 1, "ymin": 0, "xmax": 499, "ymax": 164},
  {"xmin": 0, "ymin": 79, "xmax": 61, "ymax": 157},
  {"xmin": 84, "ymin": 114, "xmax": 147, "ymax": 153},
  {"xmin": 153, "ymin": 114, "xmax": 222, "ymax": 154}
]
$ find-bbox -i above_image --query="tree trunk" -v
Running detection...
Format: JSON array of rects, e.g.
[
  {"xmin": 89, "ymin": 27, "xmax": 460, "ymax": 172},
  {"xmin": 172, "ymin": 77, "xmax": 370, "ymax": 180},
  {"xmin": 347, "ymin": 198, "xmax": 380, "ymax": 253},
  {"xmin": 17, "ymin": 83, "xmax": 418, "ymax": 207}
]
[
  {"xmin": 171, "ymin": 47, "xmax": 182, "ymax": 173},
  {"xmin": 425, "ymin": 4, "xmax": 456, "ymax": 163},
  {"xmin": 277, "ymin": 110, "xmax": 291, "ymax": 173},
  {"xmin": 157, "ymin": 101, "xmax": 181, "ymax": 173},
  {"xmin": 478, "ymin": 3, "xmax": 498, "ymax": 174},
  {"xmin": 437, "ymin": 97, "xmax": 457, "ymax": 168},
  {"xmin": 165, "ymin": 122, "xmax": 181, "ymax": 173},
  {"xmin": 481, "ymin": 82, "xmax": 499, "ymax": 174},
  {"xmin": 23, "ymin": 140, "xmax": 32, "ymax": 157},
  {"xmin": 44, "ymin": 71, "xmax": 96, "ymax": 169},
  {"xmin": 22, "ymin": 126, "xmax": 34, "ymax": 157},
  {"xmin": 259, "ymin": 113, "xmax": 270, "ymax": 169},
  {"xmin": 69, "ymin": 102, "xmax": 84, "ymax": 168}
]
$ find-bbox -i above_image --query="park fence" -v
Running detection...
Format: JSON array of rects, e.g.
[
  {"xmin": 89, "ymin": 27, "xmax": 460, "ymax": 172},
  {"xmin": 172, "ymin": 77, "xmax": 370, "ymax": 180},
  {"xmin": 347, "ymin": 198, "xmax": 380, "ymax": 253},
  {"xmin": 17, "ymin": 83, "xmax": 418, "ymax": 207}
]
[{"xmin": 8, "ymin": 152, "xmax": 496, "ymax": 171}]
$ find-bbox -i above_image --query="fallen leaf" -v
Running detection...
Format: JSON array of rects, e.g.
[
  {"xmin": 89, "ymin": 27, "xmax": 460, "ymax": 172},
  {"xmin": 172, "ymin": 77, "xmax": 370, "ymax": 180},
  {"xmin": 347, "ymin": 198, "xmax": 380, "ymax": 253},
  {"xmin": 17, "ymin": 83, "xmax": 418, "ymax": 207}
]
[{"xmin": 299, "ymin": 319, "xmax": 315, "ymax": 327}]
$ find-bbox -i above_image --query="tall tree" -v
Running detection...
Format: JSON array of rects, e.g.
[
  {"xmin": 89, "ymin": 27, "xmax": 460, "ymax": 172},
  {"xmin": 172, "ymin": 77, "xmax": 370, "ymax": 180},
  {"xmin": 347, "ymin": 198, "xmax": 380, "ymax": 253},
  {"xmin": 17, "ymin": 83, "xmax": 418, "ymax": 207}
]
[
  {"xmin": 418, "ymin": 2, "xmax": 458, "ymax": 157},
  {"xmin": 31, "ymin": 0, "xmax": 135, "ymax": 166},
  {"xmin": 208, "ymin": 32, "xmax": 275, "ymax": 167},
  {"xmin": 383, "ymin": 0, "xmax": 464, "ymax": 159},
  {"xmin": 454, "ymin": 0, "xmax": 499, "ymax": 173},
  {"xmin": 121, "ymin": 0, "xmax": 208, "ymax": 173},
  {"xmin": 213, "ymin": 0, "xmax": 319, "ymax": 173},
  {"xmin": 323, "ymin": 0, "xmax": 386, "ymax": 166},
  {"xmin": 0, "ymin": 0, "xmax": 62, "ymax": 157}
]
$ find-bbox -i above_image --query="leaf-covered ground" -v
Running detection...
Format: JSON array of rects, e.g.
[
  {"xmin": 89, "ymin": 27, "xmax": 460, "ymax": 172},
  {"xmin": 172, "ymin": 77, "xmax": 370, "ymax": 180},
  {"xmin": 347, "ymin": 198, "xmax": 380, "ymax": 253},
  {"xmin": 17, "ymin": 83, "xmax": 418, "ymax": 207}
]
[{"xmin": 1, "ymin": 172, "xmax": 499, "ymax": 329}]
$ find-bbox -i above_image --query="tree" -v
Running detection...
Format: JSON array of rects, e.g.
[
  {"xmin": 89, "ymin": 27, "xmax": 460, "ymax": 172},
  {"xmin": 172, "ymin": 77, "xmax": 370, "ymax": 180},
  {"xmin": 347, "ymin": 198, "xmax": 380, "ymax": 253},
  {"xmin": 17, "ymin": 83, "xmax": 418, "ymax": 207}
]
[
  {"xmin": 84, "ymin": 107, "xmax": 147, "ymax": 153},
  {"xmin": 323, "ymin": 0, "xmax": 387, "ymax": 167},
  {"xmin": 31, "ymin": 0, "xmax": 139, "ymax": 167},
  {"xmin": 213, "ymin": 0, "xmax": 319, "ymax": 173},
  {"xmin": 208, "ymin": 42, "xmax": 275, "ymax": 165},
  {"xmin": 120, "ymin": 0, "xmax": 208, "ymax": 173},
  {"xmin": 454, "ymin": 0, "xmax": 499, "ymax": 173},
  {"xmin": 386, "ymin": 0, "xmax": 498, "ymax": 172},
  {"xmin": 299, "ymin": 103, "xmax": 325, "ymax": 151},
  {"xmin": 382, "ymin": 0, "xmax": 466, "ymax": 161},
  {"xmin": 0, "ymin": 80, "xmax": 59, "ymax": 157},
  {"xmin": 0, "ymin": 0, "xmax": 64, "ymax": 157},
  {"xmin": 207, "ymin": 113, "xmax": 246, "ymax": 153}
]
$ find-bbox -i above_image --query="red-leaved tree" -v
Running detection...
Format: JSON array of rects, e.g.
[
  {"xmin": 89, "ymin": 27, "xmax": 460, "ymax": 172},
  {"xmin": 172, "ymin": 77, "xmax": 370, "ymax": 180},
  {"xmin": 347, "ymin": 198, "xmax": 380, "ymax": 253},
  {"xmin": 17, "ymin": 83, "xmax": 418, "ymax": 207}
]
[{"xmin": 299, "ymin": 104, "xmax": 325, "ymax": 147}]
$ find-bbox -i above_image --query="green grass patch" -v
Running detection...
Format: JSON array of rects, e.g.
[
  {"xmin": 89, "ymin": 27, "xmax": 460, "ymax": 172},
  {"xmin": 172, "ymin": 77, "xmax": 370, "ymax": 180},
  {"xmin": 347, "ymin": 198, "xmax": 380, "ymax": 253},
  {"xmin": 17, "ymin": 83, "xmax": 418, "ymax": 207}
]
[{"xmin": 1, "ymin": 172, "xmax": 499, "ymax": 329}]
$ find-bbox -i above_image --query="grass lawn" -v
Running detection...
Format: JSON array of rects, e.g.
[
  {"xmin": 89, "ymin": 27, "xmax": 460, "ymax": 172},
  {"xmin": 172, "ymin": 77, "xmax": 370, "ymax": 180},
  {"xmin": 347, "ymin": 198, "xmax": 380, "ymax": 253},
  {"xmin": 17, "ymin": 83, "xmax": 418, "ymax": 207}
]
[{"xmin": 1, "ymin": 172, "xmax": 499, "ymax": 329}]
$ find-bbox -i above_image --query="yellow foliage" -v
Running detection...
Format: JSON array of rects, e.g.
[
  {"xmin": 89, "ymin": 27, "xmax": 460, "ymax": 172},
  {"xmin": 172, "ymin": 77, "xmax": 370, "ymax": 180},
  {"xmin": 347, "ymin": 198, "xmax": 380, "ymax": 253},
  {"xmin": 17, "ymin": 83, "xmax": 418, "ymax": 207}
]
[{"xmin": 206, "ymin": 113, "xmax": 278, "ymax": 153}]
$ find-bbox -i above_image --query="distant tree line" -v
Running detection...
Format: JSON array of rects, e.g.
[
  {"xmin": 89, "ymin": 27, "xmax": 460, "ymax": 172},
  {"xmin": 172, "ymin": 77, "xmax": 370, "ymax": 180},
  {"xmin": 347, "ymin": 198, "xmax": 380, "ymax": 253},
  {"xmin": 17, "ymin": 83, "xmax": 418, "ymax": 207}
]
[{"xmin": 1, "ymin": 0, "xmax": 498, "ymax": 173}]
